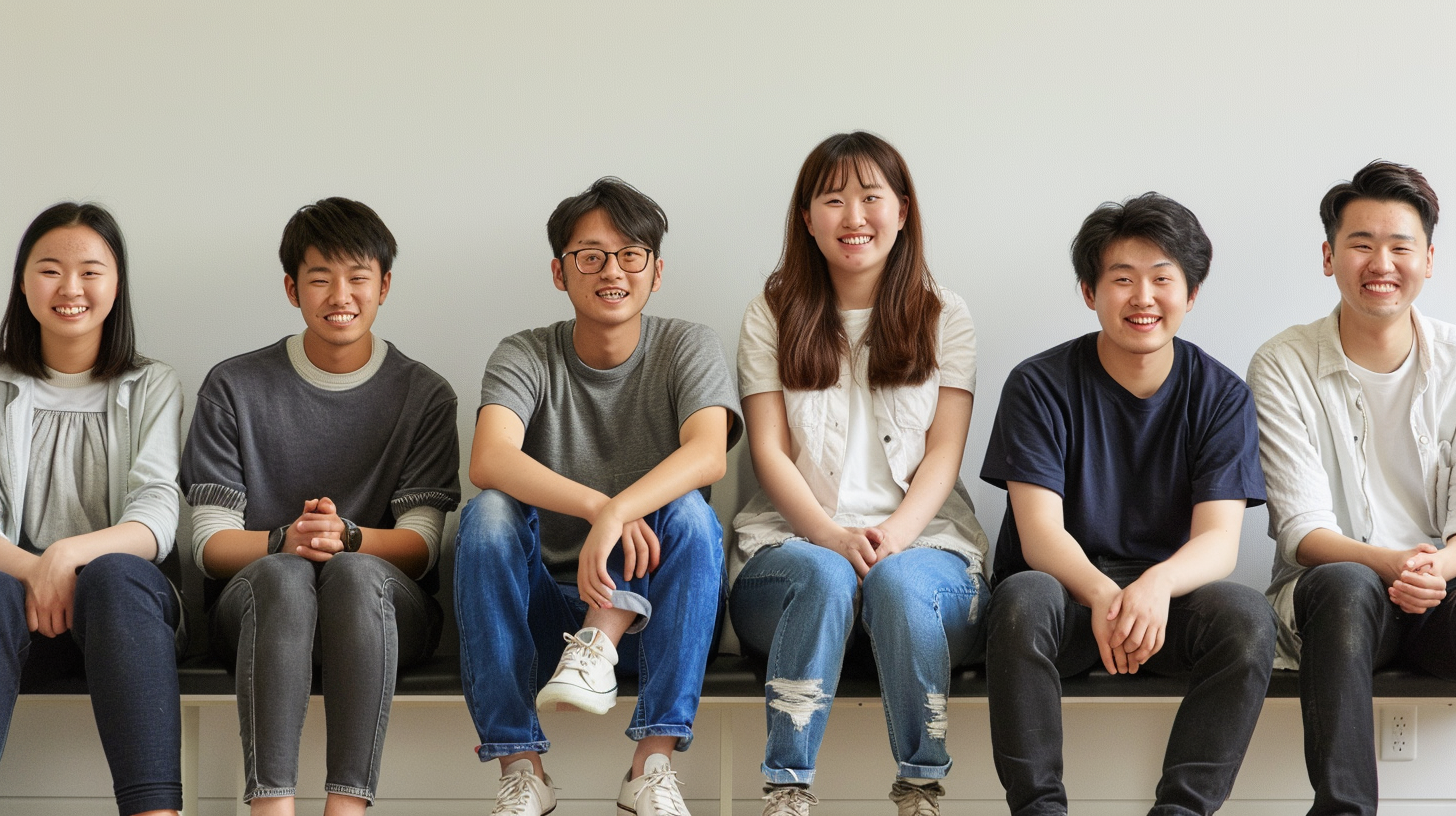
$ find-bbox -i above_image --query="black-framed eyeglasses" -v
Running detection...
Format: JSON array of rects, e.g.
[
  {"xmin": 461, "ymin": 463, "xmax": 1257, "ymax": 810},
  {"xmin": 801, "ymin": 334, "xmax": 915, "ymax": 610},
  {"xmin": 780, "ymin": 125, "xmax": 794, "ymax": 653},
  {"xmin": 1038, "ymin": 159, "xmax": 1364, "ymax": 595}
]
[{"xmin": 562, "ymin": 246, "xmax": 654, "ymax": 274}]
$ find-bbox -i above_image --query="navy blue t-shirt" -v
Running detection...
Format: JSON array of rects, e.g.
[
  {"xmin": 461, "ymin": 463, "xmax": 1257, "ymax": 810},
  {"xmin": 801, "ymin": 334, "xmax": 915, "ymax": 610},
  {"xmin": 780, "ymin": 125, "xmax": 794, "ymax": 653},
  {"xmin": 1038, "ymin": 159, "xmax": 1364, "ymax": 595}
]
[{"xmin": 980, "ymin": 333, "xmax": 1265, "ymax": 583}]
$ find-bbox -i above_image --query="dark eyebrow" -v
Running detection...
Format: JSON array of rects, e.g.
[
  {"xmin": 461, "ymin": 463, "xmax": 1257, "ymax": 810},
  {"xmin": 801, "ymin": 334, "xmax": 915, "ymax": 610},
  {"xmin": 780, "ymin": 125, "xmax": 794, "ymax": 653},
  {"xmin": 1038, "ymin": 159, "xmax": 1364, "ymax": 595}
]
[
  {"xmin": 1346, "ymin": 230, "xmax": 1419, "ymax": 242},
  {"xmin": 30, "ymin": 256, "xmax": 109, "ymax": 266}
]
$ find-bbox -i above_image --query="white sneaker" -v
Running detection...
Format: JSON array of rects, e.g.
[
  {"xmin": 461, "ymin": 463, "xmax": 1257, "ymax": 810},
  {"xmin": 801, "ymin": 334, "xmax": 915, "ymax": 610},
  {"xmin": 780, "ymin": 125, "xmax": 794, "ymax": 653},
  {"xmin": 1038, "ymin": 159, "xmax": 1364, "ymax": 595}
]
[
  {"xmin": 888, "ymin": 779, "xmax": 944, "ymax": 816},
  {"xmin": 492, "ymin": 758, "xmax": 555, "ymax": 816},
  {"xmin": 536, "ymin": 627, "xmax": 619, "ymax": 714},
  {"xmin": 761, "ymin": 785, "xmax": 818, "ymax": 815},
  {"xmin": 617, "ymin": 753, "xmax": 689, "ymax": 816}
]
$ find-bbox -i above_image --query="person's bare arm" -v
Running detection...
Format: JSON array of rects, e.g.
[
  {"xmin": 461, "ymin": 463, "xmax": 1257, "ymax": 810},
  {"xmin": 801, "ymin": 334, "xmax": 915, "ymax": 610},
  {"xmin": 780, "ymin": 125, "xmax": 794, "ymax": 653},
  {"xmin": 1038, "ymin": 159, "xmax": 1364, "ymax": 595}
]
[
  {"xmin": 0, "ymin": 522, "xmax": 158, "ymax": 637},
  {"xmin": 868, "ymin": 388, "xmax": 972, "ymax": 557}
]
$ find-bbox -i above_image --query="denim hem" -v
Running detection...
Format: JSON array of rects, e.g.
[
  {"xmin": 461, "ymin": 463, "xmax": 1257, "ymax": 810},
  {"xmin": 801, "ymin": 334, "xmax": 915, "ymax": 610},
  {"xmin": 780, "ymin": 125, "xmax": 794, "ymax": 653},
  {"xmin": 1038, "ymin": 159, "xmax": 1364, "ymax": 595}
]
[
  {"xmin": 762, "ymin": 765, "xmax": 816, "ymax": 785},
  {"xmin": 476, "ymin": 740, "xmax": 550, "ymax": 761},
  {"xmin": 896, "ymin": 760, "xmax": 951, "ymax": 779},
  {"xmin": 325, "ymin": 782, "xmax": 375, "ymax": 803},
  {"xmin": 118, "ymin": 792, "xmax": 184, "ymax": 816},
  {"xmin": 244, "ymin": 785, "xmax": 296, "ymax": 802},
  {"xmin": 625, "ymin": 724, "xmax": 693, "ymax": 751},
  {"xmin": 610, "ymin": 590, "xmax": 653, "ymax": 634}
]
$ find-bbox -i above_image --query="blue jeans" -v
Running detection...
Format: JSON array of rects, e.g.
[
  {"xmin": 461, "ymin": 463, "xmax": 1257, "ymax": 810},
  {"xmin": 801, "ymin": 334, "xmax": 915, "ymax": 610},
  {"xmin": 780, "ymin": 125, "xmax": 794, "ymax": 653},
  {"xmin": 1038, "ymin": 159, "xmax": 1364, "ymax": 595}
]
[
  {"xmin": 210, "ymin": 552, "xmax": 442, "ymax": 803},
  {"xmin": 987, "ymin": 565, "xmax": 1276, "ymax": 816},
  {"xmin": 730, "ymin": 541, "xmax": 986, "ymax": 784},
  {"xmin": 455, "ymin": 489, "xmax": 725, "ymax": 760},
  {"xmin": 0, "ymin": 553, "xmax": 183, "ymax": 816},
  {"xmin": 1294, "ymin": 562, "xmax": 1456, "ymax": 816}
]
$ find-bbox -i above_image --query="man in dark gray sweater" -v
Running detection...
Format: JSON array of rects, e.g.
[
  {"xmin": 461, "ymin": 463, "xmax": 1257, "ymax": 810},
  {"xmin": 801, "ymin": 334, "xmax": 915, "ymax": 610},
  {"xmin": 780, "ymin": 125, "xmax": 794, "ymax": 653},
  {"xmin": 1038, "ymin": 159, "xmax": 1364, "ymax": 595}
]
[{"xmin": 180, "ymin": 197, "xmax": 459, "ymax": 816}]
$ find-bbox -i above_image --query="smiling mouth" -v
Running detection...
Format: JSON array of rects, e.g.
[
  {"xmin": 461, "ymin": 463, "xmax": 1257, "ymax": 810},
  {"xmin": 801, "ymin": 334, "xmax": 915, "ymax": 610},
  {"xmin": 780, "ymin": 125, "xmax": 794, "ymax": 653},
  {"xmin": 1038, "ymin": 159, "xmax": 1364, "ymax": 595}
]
[
  {"xmin": 325, "ymin": 313, "xmax": 357, "ymax": 325},
  {"xmin": 839, "ymin": 235, "xmax": 871, "ymax": 245},
  {"xmin": 1364, "ymin": 282, "xmax": 1398, "ymax": 293},
  {"xmin": 597, "ymin": 288, "xmax": 628, "ymax": 301},
  {"xmin": 1127, "ymin": 316, "xmax": 1161, "ymax": 325},
  {"xmin": 54, "ymin": 306, "xmax": 88, "ymax": 316}
]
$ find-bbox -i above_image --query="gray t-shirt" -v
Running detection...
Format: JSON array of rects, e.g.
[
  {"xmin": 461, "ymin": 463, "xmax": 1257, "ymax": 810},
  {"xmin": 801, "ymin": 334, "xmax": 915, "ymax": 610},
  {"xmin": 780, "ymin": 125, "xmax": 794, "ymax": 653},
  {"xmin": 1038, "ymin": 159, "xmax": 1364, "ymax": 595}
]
[
  {"xmin": 181, "ymin": 337, "xmax": 460, "ymax": 596},
  {"xmin": 481, "ymin": 315, "xmax": 742, "ymax": 580}
]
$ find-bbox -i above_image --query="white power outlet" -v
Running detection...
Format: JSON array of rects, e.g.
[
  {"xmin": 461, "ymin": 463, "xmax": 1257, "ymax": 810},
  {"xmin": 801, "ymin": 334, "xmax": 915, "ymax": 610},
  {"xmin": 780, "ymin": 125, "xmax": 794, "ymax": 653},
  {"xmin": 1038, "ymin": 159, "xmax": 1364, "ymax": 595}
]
[{"xmin": 1380, "ymin": 705, "xmax": 1417, "ymax": 761}]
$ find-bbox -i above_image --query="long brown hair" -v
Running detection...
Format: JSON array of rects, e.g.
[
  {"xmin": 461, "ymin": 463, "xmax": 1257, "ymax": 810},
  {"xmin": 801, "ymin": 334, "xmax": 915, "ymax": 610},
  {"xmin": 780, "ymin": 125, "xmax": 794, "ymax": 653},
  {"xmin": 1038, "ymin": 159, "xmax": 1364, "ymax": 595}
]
[{"xmin": 765, "ymin": 132, "xmax": 941, "ymax": 390}]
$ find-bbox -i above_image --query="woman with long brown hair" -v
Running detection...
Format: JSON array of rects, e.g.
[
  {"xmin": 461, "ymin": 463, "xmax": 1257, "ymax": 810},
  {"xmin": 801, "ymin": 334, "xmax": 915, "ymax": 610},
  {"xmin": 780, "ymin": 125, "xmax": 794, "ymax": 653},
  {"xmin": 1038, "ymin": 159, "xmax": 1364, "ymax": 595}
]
[{"xmin": 730, "ymin": 132, "xmax": 991, "ymax": 815}]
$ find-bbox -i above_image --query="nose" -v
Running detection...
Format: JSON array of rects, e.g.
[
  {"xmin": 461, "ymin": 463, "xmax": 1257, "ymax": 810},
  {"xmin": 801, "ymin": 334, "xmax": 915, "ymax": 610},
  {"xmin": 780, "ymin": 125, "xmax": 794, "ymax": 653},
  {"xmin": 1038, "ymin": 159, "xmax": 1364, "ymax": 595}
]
[
  {"xmin": 598, "ymin": 253, "xmax": 626, "ymax": 280},
  {"xmin": 59, "ymin": 271, "xmax": 83, "ymax": 296},
  {"xmin": 1131, "ymin": 279, "xmax": 1156, "ymax": 305},
  {"xmin": 327, "ymin": 277, "xmax": 351, "ymax": 303},
  {"xmin": 842, "ymin": 200, "xmax": 866, "ymax": 226},
  {"xmin": 1370, "ymin": 247, "xmax": 1397, "ymax": 272}
]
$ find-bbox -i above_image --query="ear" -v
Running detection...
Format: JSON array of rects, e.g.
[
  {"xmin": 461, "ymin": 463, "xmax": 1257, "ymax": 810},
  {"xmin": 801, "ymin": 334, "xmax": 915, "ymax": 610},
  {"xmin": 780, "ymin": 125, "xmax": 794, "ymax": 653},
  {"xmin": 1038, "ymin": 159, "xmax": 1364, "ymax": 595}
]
[
  {"xmin": 897, "ymin": 195, "xmax": 909, "ymax": 230},
  {"xmin": 551, "ymin": 258, "xmax": 568, "ymax": 292},
  {"xmin": 378, "ymin": 271, "xmax": 392, "ymax": 304},
  {"xmin": 1080, "ymin": 280, "xmax": 1097, "ymax": 310},
  {"xmin": 802, "ymin": 208, "xmax": 814, "ymax": 236},
  {"xmin": 1425, "ymin": 242, "xmax": 1435, "ymax": 279},
  {"xmin": 650, "ymin": 255, "xmax": 664, "ymax": 293},
  {"xmin": 1321, "ymin": 241, "xmax": 1335, "ymax": 277},
  {"xmin": 1186, "ymin": 284, "xmax": 1201, "ymax": 311},
  {"xmin": 284, "ymin": 274, "xmax": 300, "ymax": 307}
]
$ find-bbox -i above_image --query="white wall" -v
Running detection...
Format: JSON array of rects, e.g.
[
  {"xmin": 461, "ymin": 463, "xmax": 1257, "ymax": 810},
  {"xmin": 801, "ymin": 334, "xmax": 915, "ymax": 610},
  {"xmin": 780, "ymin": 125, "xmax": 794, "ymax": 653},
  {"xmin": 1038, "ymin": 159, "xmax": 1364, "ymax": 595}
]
[{"xmin": 3, "ymin": 0, "xmax": 1456, "ymax": 812}]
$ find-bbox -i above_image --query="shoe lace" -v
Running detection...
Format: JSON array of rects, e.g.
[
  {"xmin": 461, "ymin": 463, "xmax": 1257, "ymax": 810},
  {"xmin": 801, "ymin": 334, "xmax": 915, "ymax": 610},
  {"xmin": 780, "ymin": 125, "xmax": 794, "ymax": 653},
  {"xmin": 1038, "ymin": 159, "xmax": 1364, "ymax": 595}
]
[
  {"xmin": 492, "ymin": 770, "xmax": 541, "ymax": 816},
  {"xmin": 888, "ymin": 780, "xmax": 944, "ymax": 816},
  {"xmin": 761, "ymin": 786, "xmax": 818, "ymax": 816},
  {"xmin": 638, "ymin": 765, "xmax": 690, "ymax": 816},
  {"xmin": 559, "ymin": 631, "xmax": 609, "ymax": 672}
]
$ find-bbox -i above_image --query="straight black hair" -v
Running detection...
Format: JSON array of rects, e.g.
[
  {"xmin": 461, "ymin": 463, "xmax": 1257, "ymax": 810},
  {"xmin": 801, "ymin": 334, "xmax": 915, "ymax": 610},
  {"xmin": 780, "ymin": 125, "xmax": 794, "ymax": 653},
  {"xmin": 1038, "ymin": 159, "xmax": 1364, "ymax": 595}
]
[
  {"xmin": 1071, "ymin": 192, "xmax": 1212, "ymax": 296},
  {"xmin": 1, "ymin": 202, "xmax": 139, "ymax": 380},
  {"xmin": 546, "ymin": 177, "xmax": 669, "ymax": 257},
  {"xmin": 1320, "ymin": 160, "xmax": 1439, "ymax": 245},
  {"xmin": 279, "ymin": 197, "xmax": 398, "ymax": 281}
]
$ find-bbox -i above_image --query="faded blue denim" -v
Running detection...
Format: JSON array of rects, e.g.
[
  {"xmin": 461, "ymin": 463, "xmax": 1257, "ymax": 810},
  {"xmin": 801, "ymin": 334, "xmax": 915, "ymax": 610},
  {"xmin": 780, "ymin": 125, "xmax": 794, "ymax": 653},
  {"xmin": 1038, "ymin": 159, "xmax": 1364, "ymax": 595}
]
[
  {"xmin": 455, "ymin": 489, "xmax": 724, "ymax": 760},
  {"xmin": 731, "ymin": 541, "xmax": 986, "ymax": 784}
]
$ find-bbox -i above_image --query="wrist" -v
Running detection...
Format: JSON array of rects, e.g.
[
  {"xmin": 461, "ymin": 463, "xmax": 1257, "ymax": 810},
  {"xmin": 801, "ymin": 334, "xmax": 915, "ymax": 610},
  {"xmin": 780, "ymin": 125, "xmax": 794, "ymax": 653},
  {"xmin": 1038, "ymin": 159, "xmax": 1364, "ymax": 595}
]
[
  {"xmin": 583, "ymin": 493, "xmax": 611, "ymax": 526},
  {"xmin": 339, "ymin": 518, "xmax": 362, "ymax": 553}
]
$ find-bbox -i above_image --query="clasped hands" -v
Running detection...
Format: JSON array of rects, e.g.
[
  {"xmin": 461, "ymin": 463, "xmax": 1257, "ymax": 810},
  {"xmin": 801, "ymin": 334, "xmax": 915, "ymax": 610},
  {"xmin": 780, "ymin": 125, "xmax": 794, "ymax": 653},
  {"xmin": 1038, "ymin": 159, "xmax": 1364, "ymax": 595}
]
[{"xmin": 278, "ymin": 497, "xmax": 348, "ymax": 562}]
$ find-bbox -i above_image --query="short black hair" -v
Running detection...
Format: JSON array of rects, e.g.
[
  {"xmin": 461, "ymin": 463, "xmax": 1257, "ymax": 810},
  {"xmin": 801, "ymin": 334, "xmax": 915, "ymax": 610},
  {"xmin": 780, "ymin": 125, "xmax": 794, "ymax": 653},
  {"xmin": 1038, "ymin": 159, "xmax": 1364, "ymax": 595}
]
[
  {"xmin": 1071, "ymin": 192, "xmax": 1212, "ymax": 295},
  {"xmin": 546, "ymin": 177, "xmax": 668, "ymax": 257},
  {"xmin": 279, "ymin": 197, "xmax": 397, "ymax": 281},
  {"xmin": 1320, "ymin": 160, "xmax": 1439, "ymax": 245},
  {"xmin": 1, "ymin": 202, "xmax": 139, "ymax": 380}
]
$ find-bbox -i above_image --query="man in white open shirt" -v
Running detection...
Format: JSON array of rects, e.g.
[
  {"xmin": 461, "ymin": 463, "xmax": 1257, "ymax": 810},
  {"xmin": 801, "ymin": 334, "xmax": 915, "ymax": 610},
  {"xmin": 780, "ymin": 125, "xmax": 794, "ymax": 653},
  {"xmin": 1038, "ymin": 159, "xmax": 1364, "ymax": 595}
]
[{"xmin": 1249, "ymin": 160, "xmax": 1456, "ymax": 816}]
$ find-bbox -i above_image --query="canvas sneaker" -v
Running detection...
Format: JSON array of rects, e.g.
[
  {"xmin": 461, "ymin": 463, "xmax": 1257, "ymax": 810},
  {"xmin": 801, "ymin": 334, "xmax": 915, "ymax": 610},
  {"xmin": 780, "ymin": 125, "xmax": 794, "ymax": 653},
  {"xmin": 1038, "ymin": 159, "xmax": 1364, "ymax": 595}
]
[
  {"xmin": 492, "ymin": 758, "xmax": 555, "ymax": 816},
  {"xmin": 617, "ymin": 753, "xmax": 690, "ymax": 816},
  {"xmin": 761, "ymin": 785, "xmax": 818, "ymax": 816},
  {"xmin": 536, "ymin": 627, "xmax": 619, "ymax": 714},
  {"xmin": 888, "ymin": 779, "xmax": 944, "ymax": 816}
]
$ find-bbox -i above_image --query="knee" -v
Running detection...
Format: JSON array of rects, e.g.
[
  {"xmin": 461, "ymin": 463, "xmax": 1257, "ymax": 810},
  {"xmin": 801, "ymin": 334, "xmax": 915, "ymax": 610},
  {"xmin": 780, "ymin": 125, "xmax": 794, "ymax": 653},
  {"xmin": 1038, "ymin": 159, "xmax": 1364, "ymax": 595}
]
[
  {"xmin": 656, "ymin": 491, "xmax": 723, "ymax": 563},
  {"xmin": 1198, "ymin": 583, "xmax": 1277, "ymax": 665},
  {"xmin": 455, "ymin": 489, "xmax": 531, "ymax": 562},
  {"xmin": 237, "ymin": 553, "xmax": 316, "ymax": 604},
  {"xmin": 73, "ymin": 553, "xmax": 168, "ymax": 610},
  {"xmin": 1296, "ymin": 563, "xmax": 1386, "ymax": 633},
  {"xmin": 318, "ymin": 552, "xmax": 392, "ymax": 598},
  {"xmin": 987, "ymin": 571, "xmax": 1062, "ymax": 647},
  {"xmin": 861, "ymin": 552, "xmax": 929, "ymax": 613}
]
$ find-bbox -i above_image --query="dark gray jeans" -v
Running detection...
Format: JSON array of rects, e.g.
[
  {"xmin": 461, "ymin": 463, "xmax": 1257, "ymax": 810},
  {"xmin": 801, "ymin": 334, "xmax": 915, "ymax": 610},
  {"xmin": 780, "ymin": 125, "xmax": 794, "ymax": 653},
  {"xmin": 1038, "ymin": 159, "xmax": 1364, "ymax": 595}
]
[
  {"xmin": 1294, "ymin": 562, "xmax": 1456, "ymax": 816},
  {"xmin": 211, "ymin": 553, "xmax": 441, "ymax": 803},
  {"xmin": 987, "ymin": 564, "xmax": 1276, "ymax": 816}
]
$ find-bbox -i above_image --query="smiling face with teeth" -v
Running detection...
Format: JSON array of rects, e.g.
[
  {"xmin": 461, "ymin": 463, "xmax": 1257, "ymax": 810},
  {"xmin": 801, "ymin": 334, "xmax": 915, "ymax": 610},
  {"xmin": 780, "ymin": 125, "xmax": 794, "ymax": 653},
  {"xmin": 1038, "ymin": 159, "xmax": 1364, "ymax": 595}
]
[
  {"xmin": 1323, "ymin": 198, "xmax": 1433, "ymax": 330},
  {"xmin": 803, "ymin": 161, "xmax": 908, "ymax": 292},
  {"xmin": 1082, "ymin": 236, "xmax": 1198, "ymax": 373},
  {"xmin": 285, "ymin": 246, "xmax": 390, "ymax": 373},
  {"xmin": 552, "ymin": 208, "xmax": 662, "ymax": 340},
  {"xmin": 22, "ymin": 225, "xmax": 119, "ymax": 366}
]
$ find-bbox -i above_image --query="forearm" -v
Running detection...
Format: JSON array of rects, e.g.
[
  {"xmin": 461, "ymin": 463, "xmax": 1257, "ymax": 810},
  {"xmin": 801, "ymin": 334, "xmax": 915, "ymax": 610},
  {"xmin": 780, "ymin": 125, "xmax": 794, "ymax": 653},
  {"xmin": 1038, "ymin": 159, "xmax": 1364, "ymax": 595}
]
[
  {"xmin": 357, "ymin": 527, "xmax": 429, "ymax": 579},
  {"xmin": 1295, "ymin": 527, "xmax": 1396, "ymax": 571},
  {"xmin": 473, "ymin": 441, "xmax": 610, "ymax": 522},
  {"xmin": 602, "ymin": 434, "xmax": 726, "ymax": 526},
  {"xmin": 48, "ymin": 521, "xmax": 159, "ymax": 565},
  {"xmin": 883, "ymin": 401, "xmax": 968, "ymax": 541},
  {"xmin": 200, "ymin": 529, "xmax": 269, "ymax": 578},
  {"xmin": 1024, "ymin": 528, "xmax": 1119, "ymax": 607},
  {"xmin": 1143, "ymin": 532, "xmax": 1237, "ymax": 597},
  {"xmin": 0, "ymin": 543, "xmax": 39, "ymax": 583},
  {"xmin": 752, "ymin": 442, "xmax": 841, "ymax": 543}
]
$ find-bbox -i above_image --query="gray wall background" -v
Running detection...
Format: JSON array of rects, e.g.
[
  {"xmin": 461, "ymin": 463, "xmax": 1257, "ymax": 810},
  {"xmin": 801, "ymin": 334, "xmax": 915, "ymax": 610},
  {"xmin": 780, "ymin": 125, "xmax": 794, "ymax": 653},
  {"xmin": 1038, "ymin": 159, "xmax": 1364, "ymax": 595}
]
[{"xmin": 4, "ymin": 0, "xmax": 1455, "ymax": 596}]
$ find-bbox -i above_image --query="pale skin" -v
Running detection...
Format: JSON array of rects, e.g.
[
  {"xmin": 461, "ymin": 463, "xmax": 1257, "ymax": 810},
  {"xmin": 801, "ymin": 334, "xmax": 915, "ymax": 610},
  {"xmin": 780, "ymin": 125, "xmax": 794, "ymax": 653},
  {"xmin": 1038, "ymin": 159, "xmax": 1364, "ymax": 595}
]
[
  {"xmin": 473, "ymin": 209, "xmax": 731, "ymax": 779},
  {"xmin": 1293, "ymin": 197, "xmax": 1453, "ymax": 614},
  {"xmin": 0, "ymin": 226, "xmax": 176, "ymax": 815},
  {"xmin": 198, "ymin": 250, "xmax": 424, "ymax": 816},
  {"xmin": 1006, "ymin": 237, "xmax": 1244, "ymax": 674}
]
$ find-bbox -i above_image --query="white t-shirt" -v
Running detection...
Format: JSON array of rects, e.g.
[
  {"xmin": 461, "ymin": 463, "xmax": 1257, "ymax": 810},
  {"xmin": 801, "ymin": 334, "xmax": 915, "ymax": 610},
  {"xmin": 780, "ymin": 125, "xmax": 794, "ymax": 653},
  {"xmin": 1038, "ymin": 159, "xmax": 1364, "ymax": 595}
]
[
  {"xmin": 33, "ymin": 367, "xmax": 108, "ymax": 411},
  {"xmin": 837, "ymin": 308, "xmax": 904, "ymax": 522},
  {"xmin": 1347, "ymin": 349, "xmax": 1440, "ymax": 549}
]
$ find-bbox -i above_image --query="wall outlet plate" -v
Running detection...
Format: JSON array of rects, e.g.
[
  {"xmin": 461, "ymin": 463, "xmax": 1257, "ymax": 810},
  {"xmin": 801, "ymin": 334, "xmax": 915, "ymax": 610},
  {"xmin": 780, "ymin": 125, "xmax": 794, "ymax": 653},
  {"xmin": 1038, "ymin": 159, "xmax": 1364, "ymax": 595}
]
[{"xmin": 1380, "ymin": 704, "xmax": 1417, "ymax": 761}]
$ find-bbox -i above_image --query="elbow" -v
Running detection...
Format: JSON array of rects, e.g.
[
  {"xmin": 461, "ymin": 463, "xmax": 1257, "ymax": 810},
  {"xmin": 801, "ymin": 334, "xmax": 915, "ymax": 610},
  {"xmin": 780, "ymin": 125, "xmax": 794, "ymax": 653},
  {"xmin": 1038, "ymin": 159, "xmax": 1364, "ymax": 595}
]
[{"xmin": 702, "ymin": 454, "xmax": 728, "ymax": 486}]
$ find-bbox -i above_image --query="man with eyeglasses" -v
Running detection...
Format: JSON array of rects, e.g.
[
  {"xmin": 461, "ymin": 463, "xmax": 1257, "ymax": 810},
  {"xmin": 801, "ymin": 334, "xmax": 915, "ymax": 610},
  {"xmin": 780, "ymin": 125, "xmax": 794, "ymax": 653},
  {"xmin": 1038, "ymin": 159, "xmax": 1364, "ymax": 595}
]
[{"xmin": 455, "ymin": 177, "xmax": 742, "ymax": 816}]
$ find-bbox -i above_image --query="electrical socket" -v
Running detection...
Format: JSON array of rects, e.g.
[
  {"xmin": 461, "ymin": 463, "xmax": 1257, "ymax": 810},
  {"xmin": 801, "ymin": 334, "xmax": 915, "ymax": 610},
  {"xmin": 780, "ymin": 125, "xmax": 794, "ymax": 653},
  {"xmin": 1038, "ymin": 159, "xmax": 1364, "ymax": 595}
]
[{"xmin": 1380, "ymin": 704, "xmax": 1417, "ymax": 761}]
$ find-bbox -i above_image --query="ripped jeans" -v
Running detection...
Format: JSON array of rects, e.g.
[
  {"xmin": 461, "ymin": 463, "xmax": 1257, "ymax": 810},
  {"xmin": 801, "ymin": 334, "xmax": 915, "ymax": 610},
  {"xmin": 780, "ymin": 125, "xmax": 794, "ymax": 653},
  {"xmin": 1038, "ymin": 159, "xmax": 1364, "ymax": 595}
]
[{"xmin": 730, "ymin": 541, "xmax": 986, "ymax": 783}]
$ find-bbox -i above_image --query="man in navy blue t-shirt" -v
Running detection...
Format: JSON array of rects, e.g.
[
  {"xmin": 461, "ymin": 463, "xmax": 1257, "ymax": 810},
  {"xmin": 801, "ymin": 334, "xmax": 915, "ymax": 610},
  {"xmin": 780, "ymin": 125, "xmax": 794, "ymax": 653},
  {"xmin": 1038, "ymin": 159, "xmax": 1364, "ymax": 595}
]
[{"xmin": 980, "ymin": 193, "xmax": 1277, "ymax": 816}]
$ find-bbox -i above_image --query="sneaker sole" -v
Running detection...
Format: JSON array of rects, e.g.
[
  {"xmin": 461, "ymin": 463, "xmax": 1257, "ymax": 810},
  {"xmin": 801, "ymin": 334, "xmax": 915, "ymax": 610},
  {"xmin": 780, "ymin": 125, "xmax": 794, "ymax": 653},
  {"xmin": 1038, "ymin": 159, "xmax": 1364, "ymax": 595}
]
[{"xmin": 535, "ymin": 682, "xmax": 617, "ymax": 715}]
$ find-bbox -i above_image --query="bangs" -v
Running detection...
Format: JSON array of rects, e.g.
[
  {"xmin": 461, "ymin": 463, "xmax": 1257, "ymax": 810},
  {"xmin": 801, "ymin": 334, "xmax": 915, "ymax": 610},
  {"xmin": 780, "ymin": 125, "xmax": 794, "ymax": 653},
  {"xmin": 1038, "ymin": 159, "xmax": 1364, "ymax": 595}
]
[{"xmin": 811, "ymin": 153, "xmax": 886, "ymax": 199}]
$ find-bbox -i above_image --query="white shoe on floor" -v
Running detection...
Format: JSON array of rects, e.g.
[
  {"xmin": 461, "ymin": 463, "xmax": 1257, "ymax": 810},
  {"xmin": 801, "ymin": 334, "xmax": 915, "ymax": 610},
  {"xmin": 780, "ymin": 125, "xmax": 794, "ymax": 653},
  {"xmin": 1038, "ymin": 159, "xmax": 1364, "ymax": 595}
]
[
  {"xmin": 761, "ymin": 785, "xmax": 818, "ymax": 815},
  {"xmin": 492, "ymin": 758, "xmax": 555, "ymax": 816},
  {"xmin": 536, "ymin": 627, "xmax": 618, "ymax": 714},
  {"xmin": 888, "ymin": 779, "xmax": 944, "ymax": 816},
  {"xmin": 617, "ymin": 753, "xmax": 690, "ymax": 816}
]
